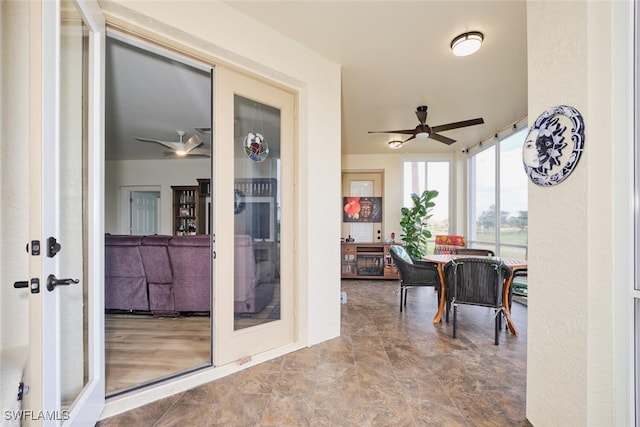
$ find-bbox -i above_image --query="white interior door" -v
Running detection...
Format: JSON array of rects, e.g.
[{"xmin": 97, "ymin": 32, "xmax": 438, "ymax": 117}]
[
  {"xmin": 29, "ymin": 0, "xmax": 105, "ymax": 424},
  {"xmin": 130, "ymin": 191, "xmax": 160, "ymax": 235}
]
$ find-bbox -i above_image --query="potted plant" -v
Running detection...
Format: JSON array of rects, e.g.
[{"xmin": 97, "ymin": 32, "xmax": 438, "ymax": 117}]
[{"xmin": 399, "ymin": 189, "xmax": 439, "ymax": 259}]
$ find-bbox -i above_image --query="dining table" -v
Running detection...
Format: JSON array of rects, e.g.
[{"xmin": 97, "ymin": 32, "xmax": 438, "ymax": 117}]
[{"xmin": 422, "ymin": 254, "xmax": 528, "ymax": 336}]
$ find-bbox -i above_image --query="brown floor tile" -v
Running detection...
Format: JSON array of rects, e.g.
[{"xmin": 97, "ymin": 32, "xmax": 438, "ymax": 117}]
[{"xmin": 98, "ymin": 279, "xmax": 528, "ymax": 426}]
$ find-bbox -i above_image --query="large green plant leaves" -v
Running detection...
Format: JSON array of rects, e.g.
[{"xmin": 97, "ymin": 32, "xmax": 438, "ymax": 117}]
[{"xmin": 399, "ymin": 189, "xmax": 438, "ymax": 259}]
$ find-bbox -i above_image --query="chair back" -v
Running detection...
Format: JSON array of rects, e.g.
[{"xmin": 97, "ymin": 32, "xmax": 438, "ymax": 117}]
[
  {"xmin": 444, "ymin": 257, "xmax": 511, "ymax": 307},
  {"xmin": 434, "ymin": 235, "xmax": 466, "ymax": 254},
  {"xmin": 389, "ymin": 245, "xmax": 413, "ymax": 265},
  {"xmin": 453, "ymin": 248, "xmax": 495, "ymax": 257},
  {"xmin": 390, "ymin": 245, "xmax": 440, "ymax": 288}
]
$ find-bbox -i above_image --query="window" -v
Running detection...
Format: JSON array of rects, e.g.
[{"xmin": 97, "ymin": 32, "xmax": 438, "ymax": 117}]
[
  {"xmin": 403, "ymin": 160, "xmax": 451, "ymax": 252},
  {"xmin": 467, "ymin": 128, "xmax": 528, "ymax": 258}
]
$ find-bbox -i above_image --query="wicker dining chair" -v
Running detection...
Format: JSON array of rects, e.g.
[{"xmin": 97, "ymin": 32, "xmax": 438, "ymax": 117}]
[
  {"xmin": 443, "ymin": 257, "xmax": 512, "ymax": 345},
  {"xmin": 452, "ymin": 248, "xmax": 495, "ymax": 256},
  {"xmin": 389, "ymin": 245, "xmax": 440, "ymax": 312}
]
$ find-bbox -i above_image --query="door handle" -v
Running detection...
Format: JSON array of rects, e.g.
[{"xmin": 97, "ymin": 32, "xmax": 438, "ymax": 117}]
[{"xmin": 46, "ymin": 274, "xmax": 79, "ymax": 292}]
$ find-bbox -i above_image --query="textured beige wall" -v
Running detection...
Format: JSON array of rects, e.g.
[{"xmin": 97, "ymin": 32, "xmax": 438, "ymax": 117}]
[
  {"xmin": 0, "ymin": 0, "xmax": 30, "ymax": 352},
  {"xmin": 0, "ymin": 3, "xmax": 31, "ymax": 419},
  {"xmin": 526, "ymin": 1, "xmax": 621, "ymax": 425}
]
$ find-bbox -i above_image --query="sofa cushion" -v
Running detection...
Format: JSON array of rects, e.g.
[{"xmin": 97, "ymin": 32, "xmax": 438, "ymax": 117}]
[
  {"xmin": 104, "ymin": 235, "xmax": 148, "ymax": 311},
  {"xmin": 140, "ymin": 235, "xmax": 173, "ymax": 284},
  {"xmin": 168, "ymin": 235, "xmax": 211, "ymax": 312}
]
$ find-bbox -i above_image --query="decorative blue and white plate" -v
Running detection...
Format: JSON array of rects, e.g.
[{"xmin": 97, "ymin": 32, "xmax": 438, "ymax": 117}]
[{"xmin": 523, "ymin": 105, "xmax": 585, "ymax": 187}]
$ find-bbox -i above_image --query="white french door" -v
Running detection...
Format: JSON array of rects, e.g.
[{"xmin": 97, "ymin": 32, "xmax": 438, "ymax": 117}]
[
  {"xmin": 215, "ymin": 67, "xmax": 296, "ymax": 365},
  {"xmin": 27, "ymin": 0, "xmax": 105, "ymax": 425}
]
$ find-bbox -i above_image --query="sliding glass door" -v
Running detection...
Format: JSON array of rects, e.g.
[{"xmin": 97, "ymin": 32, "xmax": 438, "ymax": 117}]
[
  {"xmin": 215, "ymin": 67, "xmax": 296, "ymax": 365},
  {"xmin": 103, "ymin": 33, "xmax": 213, "ymax": 395}
]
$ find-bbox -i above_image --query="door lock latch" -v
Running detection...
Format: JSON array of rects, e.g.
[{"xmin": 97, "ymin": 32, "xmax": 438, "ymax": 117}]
[
  {"xmin": 13, "ymin": 278, "xmax": 40, "ymax": 294},
  {"xmin": 47, "ymin": 237, "xmax": 61, "ymax": 258}
]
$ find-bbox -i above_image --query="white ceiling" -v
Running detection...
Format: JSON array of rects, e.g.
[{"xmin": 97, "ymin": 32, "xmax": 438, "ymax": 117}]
[
  {"xmin": 225, "ymin": 1, "xmax": 528, "ymax": 155},
  {"xmin": 105, "ymin": 1, "xmax": 527, "ymax": 159}
]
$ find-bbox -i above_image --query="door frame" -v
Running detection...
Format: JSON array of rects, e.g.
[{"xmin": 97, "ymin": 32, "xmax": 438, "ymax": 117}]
[{"xmin": 31, "ymin": 0, "xmax": 106, "ymax": 424}]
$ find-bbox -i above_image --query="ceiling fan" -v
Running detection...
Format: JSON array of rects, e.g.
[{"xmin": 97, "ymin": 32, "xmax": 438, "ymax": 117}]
[
  {"xmin": 368, "ymin": 105, "xmax": 484, "ymax": 146},
  {"xmin": 134, "ymin": 130, "xmax": 210, "ymax": 157}
]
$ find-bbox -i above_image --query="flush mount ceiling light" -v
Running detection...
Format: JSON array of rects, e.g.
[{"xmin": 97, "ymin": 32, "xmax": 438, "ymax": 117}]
[
  {"xmin": 388, "ymin": 140, "xmax": 403, "ymax": 149},
  {"xmin": 450, "ymin": 31, "xmax": 484, "ymax": 57}
]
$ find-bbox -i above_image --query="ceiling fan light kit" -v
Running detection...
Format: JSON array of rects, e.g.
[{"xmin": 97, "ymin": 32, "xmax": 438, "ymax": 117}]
[
  {"xmin": 134, "ymin": 130, "xmax": 210, "ymax": 157},
  {"xmin": 451, "ymin": 31, "xmax": 484, "ymax": 56}
]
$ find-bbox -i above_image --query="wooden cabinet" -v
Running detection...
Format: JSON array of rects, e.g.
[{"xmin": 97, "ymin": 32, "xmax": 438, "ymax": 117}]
[
  {"xmin": 341, "ymin": 243, "xmax": 398, "ymax": 279},
  {"xmin": 172, "ymin": 186, "xmax": 199, "ymax": 235}
]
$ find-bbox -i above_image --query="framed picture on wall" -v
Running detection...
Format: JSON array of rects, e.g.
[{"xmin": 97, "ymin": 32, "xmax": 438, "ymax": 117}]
[{"xmin": 343, "ymin": 197, "xmax": 382, "ymax": 223}]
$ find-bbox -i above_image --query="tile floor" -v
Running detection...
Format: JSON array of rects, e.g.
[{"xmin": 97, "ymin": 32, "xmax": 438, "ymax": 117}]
[{"xmin": 97, "ymin": 279, "xmax": 529, "ymax": 426}]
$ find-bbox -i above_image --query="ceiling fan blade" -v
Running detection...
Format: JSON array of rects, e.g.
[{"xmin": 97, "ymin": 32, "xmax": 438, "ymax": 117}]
[
  {"xmin": 135, "ymin": 137, "xmax": 182, "ymax": 150},
  {"xmin": 429, "ymin": 133, "xmax": 456, "ymax": 145},
  {"xmin": 415, "ymin": 105, "xmax": 428, "ymax": 125},
  {"xmin": 403, "ymin": 135, "xmax": 416, "ymax": 143},
  {"xmin": 186, "ymin": 147, "xmax": 211, "ymax": 157},
  {"xmin": 183, "ymin": 135, "xmax": 203, "ymax": 153},
  {"xmin": 368, "ymin": 129, "xmax": 416, "ymax": 135},
  {"xmin": 194, "ymin": 127, "xmax": 211, "ymax": 134},
  {"xmin": 430, "ymin": 118, "xmax": 484, "ymax": 133}
]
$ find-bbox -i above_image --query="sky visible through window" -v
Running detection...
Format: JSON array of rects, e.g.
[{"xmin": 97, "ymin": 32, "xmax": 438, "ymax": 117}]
[
  {"xmin": 403, "ymin": 161, "xmax": 450, "ymax": 232},
  {"xmin": 474, "ymin": 128, "xmax": 528, "ymax": 219}
]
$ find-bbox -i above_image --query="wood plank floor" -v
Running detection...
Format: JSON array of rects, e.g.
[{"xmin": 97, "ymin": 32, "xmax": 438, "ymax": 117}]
[
  {"xmin": 105, "ymin": 282, "xmax": 280, "ymax": 394},
  {"xmin": 105, "ymin": 314, "xmax": 211, "ymax": 394}
]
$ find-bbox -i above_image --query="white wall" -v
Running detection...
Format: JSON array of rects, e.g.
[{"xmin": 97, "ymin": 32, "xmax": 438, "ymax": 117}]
[
  {"xmin": 105, "ymin": 158, "xmax": 210, "ymax": 235},
  {"xmin": 526, "ymin": 1, "xmax": 632, "ymax": 425}
]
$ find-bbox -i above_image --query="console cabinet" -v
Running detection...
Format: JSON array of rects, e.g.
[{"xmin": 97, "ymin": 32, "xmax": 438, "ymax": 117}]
[{"xmin": 341, "ymin": 243, "xmax": 398, "ymax": 279}]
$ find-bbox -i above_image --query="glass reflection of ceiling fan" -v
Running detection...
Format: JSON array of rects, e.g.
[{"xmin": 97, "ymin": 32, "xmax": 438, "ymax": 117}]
[{"xmin": 134, "ymin": 130, "xmax": 210, "ymax": 157}]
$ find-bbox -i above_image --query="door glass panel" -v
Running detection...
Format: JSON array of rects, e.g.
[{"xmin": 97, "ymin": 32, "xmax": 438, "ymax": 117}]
[
  {"xmin": 234, "ymin": 95, "xmax": 280, "ymax": 330},
  {"xmin": 59, "ymin": 0, "xmax": 88, "ymax": 409},
  {"xmin": 104, "ymin": 35, "xmax": 212, "ymax": 394}
]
